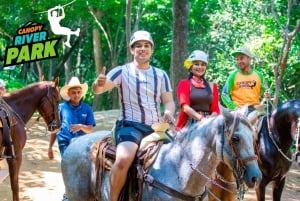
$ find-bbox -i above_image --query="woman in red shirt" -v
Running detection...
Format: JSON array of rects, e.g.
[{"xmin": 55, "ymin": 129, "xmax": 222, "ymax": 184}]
[{"xmin": 176, "ymin": 50, "xmax": 220, "ymax": 129}]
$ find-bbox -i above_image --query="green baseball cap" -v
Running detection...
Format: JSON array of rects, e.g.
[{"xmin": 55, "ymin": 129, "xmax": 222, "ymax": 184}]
[{"xmin": 232, "ymin": 47, "xmax": 253, "ymax": 58}]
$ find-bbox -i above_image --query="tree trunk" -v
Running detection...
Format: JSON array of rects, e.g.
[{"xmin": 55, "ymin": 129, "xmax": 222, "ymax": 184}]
[
  {"xmin": 63, "ymin": 43, "xmax": 72, "ymax": 84},
  {"xmin": 92, "ymin": 25, "xmax": 104, "ymax": 111},
  {"xmin": 171, "ymin": 0, "xmax": 189, "ymax": 107},
  {"xmin": 126, "ymin": 0, "xmax": 132, "ymax": 61},
  {"xmin": 271, "ymin": 0, "xmax": 300, "ymax": 108}
]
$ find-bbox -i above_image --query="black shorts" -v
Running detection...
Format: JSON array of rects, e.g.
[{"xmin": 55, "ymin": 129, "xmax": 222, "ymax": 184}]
[
  {"xmin": 248, "ymin": 105, "xmax": 255, "ymax": 113},
  {"xmin": 113, "ymin": 120, "xmax": 154, "ymax": 145}
]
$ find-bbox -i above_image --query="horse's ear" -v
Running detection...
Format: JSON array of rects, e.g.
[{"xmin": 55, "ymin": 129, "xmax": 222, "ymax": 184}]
[
  {"xmin": 248, "ymin": 110, "xmax": 260, "ymax": 125},
  {"xmin": 54, "ymin": 77, "xmax": 59, "ymax": 87},
  {"xmin": 221, "ymin": 106, "xmax": 233, "ymax": 125}
]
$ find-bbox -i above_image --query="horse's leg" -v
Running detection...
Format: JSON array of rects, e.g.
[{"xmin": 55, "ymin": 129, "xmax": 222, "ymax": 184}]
[
  {"xmin": 8, "ymin": 125, "xmax": 26, "ymax": 201},
  {"xmin": 255, "ymin": 178, "xmax": 267, "ymax": 201},
  {"xmin": 7, "ymin": 156, "xmax": 22, "ymax": 201},
  {"xmin": 272, "ymin": 177, "xmax": 286, "ymax": 201}
]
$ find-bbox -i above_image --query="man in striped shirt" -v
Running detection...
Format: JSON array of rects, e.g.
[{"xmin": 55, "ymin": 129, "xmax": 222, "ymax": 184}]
[{"xmin": 93, "ymin": 30, "xmax": 175, "ymax": 201}]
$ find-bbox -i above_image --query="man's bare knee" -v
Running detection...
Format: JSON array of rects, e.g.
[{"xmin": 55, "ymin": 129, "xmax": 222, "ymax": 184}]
[{"xmin": 114, "ymin": 156, "xmax": 134, "ymax": 170}]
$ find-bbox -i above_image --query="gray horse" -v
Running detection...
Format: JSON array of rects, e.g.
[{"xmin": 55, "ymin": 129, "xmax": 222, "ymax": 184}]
[{"xmin": 61, "ymin": 108, "xmax": 262, "ymax": 201}]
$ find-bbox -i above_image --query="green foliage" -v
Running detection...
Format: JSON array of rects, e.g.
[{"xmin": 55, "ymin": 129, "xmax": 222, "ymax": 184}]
[
  {"xmin": 0, "ymin": 68, "xmax": 26, "ymax": 92},
  {"xmin": 0, "ymin": 0, "xmax": 299, "ymax": 109}
]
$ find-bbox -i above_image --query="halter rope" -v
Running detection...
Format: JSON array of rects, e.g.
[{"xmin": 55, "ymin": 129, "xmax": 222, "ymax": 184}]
[
  {"xmin": 136, "ymin": 119, "xmax": 207, "ymax": 200},
  {"xmin": 266, "ymin": 100, "xmax": 296, "ymax": 162},
  {"xmin": 141, "ymin": 113, "xmax": 257, "ymax": 200},
  {"xmin": 224, "ymin": 112, "xmax": 256, "ymax": 200},
  {"xmin": 137, "ymin": 164, "xmax": 208, "ymax": 201},
  {"xmin": 294, "ymin": 117, "xmax": 300, "ymax": 162},
  {"xmin": 25, "ymin": 84, "xmax": 48, "ymax": 132},
  {"xmin": 200, "ymin": 113, "xmax": 257, "ymax": 200}
]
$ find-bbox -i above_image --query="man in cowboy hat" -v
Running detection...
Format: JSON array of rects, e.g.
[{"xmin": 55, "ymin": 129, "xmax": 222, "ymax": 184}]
[{"xmin": 48, "ymin": 77, "xmax": 96, "ymax": 159}]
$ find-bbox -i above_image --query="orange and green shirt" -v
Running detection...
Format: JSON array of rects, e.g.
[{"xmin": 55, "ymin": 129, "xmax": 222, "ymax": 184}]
[{"xmin": 221, "ymin": 69, "xmax": 267, "ymax": 110}]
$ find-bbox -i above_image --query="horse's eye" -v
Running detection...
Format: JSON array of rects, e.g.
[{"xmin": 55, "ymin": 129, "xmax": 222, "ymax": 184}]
[{"xmin": 231, "ymin": 136, "xmax": 240, "ymax": 143}]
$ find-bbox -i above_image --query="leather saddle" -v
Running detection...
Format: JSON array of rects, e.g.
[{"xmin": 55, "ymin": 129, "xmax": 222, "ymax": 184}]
[
  {"xmin": 90, "ymin": 123, "xmax": 173, "ymax": 201},
  {"xmin": 0, "ymin": 98, "xmax": 18, "ymax": 159},
  {"xmin": 247, "ymin": 104, "xmax": 266, "ymax": 141}
]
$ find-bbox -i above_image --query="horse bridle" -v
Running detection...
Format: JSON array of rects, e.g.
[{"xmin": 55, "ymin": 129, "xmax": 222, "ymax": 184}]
[
  {"xmin": 137, "ymin": 114, "xmax": 258, "ymax": 201},
  {"xmin": 216, "ymin": 113, "xmax": 257, "ymax": 200},
  {"xmin": 266, "ymin": 114, "xmax": 300, "ymax": 162},
  {"xmin": 227, "ymin": 113, "xmax": 258, "ymax": 182},
  {"xmin": 186, "ymin": 114, "xmax": 257, "ymax": 201},
  {"xmin": 174, "ymin": 113, "xmax": 258, "ymax": 201},
  {"xmin": 295, "ymin": 117, "xmax": 300, "ymax": 163},
  {"xmin": 38, "ymin": 83, "xmax": 61, "ymax": 131}
]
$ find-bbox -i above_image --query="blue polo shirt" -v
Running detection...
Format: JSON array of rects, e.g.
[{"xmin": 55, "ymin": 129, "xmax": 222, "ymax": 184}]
[{"xmin": 56, "ymin": 101, "xmax": 96, "ymax": 141}]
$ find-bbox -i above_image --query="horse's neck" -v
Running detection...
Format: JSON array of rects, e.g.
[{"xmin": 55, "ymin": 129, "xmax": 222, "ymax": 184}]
[
  {"xmin": 4, "ymin": 86, "xmax": 44, "ymax": 123},
  {"xmin": 261, "ymin": 113, "xmax": 293, "ymax": 154},
  {"xmin": 149, "ymin": 125, "xmax": 218, "ymax": 195}
]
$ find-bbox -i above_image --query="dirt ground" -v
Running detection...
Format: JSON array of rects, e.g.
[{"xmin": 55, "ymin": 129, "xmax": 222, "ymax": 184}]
[{"xmin": 0, "ymin": 110, "xmax": 299, "ymax": 201}]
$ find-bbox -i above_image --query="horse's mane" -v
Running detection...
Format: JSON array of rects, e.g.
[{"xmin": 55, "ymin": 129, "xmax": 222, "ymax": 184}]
[
  {"xmin": 273, "ymin": 101, "xmax": 300, "ymax": 121},
  {"xmin": 271, "ymin": 100, "xmax": 300, "ymax": 135},
  {"xmin": 6, "ymin": 81, "xmax": 50, "ymax": 97},
  {"xmin": 176, "ymin": 112, "xmax": 254, "ymax": 146},
  {"xmin": 176, "ymin": 116, "xmax": 219, "ymax": 143}
]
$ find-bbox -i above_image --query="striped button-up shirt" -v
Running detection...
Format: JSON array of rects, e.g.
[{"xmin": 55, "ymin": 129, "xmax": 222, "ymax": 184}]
[{"xmin": 107, "ymin": 62, "xmax": 172, "ymax": 126}]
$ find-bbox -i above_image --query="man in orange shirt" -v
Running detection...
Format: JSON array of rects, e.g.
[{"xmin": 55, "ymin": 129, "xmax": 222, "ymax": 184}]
[{"xmin": 221, "ymin": 47, "xmax": 269, "ymax": 112}]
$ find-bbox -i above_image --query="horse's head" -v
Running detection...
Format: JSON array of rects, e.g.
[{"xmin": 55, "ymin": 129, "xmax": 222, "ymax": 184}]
[
  {"xmin": 37, "ymin": 77, "xmax": 61, "ymax": 131},
  {"xmin": 219, "ymin": 107, "xmax": 262, "ymax": 188},
  {"xmin": 270, "ymin": 100, "xmax": 300, "ymax": 166}
]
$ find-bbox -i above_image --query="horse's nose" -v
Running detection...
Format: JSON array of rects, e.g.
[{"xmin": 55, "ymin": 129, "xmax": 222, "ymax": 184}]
[{"xmin": 252, "ymin": 172, "xmax": 262, "ymax": 186}]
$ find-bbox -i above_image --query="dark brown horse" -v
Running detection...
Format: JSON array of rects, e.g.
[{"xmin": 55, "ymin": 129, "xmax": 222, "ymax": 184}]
[
  {"xmin": 0, "ymin": 78, "xmax": 61, "ymax": 201},
  {"xmin": 208, "ymin": 100, "xmax": 300, "ymax": 201}
]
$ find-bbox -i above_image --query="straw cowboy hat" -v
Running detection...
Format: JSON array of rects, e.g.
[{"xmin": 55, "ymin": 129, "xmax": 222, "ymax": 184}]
[{"xmin": 60, "ymin": 77, "xmax": 88, "ymax": 101}]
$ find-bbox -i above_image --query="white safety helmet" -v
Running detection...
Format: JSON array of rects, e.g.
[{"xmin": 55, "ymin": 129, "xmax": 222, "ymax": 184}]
[
  {"xmin": 129, "ymin": 30, "xmax": 154, "ymax": 47},
  {"xmin": 184, "ymin": 50, "xmax": 208, "ymax": 69}
]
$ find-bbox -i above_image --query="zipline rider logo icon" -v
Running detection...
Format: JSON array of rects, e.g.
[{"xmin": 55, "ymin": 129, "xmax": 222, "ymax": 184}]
[{"xmin": 3, "ymin": 22, "xmax": 60, "ymax": 67}]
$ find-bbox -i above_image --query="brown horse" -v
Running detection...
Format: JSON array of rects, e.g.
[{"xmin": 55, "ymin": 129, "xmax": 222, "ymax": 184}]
[
  {"xmin": 208, "ymin": 100, "xmax": 300, "ymax": 201},
  {"xmin": 0, "ymin": 78, "xmax": 61, "ymax": 201}
]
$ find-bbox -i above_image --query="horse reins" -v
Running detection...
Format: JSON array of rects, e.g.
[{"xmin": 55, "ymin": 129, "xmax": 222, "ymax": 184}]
[
  {"xmin": 225, "ymin": 113, "xmax": 257, "ymax": 200},
  {"xmin": 295, "ymin": 117, "xmax": 300, "ymax": 162},
  {"xmin": 135, "ymin": 120, "xmax": 208, "ymax": 201},
  {"xmin": 27, "ymin": 83, "xmax": 60, "ymax": 133},
  {"xmin": 187, "ymin": 113, "xmax": 257, "ymax": 201},
  {"xmin": 137, "ymin": 164, "xmax": 208, "ymax": 201},
  {"xmin": 136, "ymin": 114, "xmax": 258, "ymax": 201},
  {"xmin": 0, "ymin": 99, "xmax": 25, "ymax": 159},
  {"xmin": 207, "ymin": 113, "xmax": 257, "ymax": 201},
  {"xmin": 265, "ymin": 100, "xmax": 298, "ymax": 162},
  {"xmin": 226, "ymin": 113, "xmax": 258, "ymax": 166}
]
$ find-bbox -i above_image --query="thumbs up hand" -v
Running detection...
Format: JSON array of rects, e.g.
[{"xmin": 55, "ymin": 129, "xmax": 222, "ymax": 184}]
[{"xmin": 95, "ymin": 67, "xmax": 107, "ymax": 87}]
